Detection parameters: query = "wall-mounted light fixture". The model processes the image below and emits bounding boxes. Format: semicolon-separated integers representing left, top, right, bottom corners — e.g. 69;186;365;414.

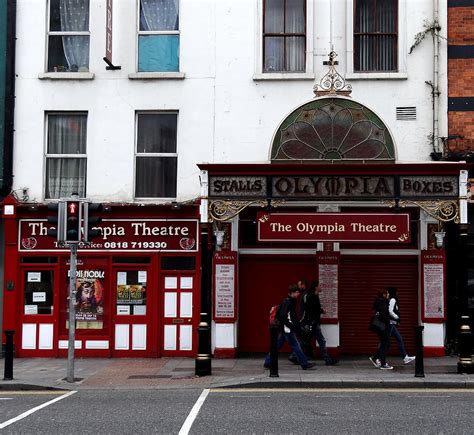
171;201;181;211
214;230;225;250
434;231;446;249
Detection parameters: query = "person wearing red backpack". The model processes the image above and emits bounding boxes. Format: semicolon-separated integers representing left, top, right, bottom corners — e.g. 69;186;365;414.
263;284;315;370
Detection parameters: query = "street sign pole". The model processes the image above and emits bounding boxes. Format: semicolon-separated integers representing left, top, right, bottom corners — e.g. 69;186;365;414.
67;242;78;383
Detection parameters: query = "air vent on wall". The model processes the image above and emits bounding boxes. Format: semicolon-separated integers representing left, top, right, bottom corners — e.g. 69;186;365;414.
396;107;416;120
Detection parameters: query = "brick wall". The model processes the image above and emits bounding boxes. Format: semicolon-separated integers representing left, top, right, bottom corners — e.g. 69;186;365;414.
448;6;474;152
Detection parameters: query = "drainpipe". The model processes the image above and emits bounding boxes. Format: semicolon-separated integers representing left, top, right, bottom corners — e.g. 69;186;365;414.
1;0;16;198
432;0;440;155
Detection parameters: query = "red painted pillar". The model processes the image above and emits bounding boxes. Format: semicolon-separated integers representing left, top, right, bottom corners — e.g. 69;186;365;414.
2;195;20;351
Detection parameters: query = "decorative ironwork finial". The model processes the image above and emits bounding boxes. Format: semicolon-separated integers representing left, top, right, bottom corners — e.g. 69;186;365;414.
313;51;352;97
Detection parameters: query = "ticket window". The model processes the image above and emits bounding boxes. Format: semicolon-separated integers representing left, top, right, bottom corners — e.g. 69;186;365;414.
21;269;56;355
113;268;149;354
116;270;148;316
24;271;54;315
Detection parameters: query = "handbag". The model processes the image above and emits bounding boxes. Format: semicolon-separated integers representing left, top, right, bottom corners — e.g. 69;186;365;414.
369;315;386;333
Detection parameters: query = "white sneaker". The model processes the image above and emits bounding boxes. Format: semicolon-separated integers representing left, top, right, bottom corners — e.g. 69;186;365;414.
379;363;393;370
403;355;416;364
369;357;381;368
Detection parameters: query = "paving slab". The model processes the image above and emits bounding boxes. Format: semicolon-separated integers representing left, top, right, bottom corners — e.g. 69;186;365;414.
0;355;472;391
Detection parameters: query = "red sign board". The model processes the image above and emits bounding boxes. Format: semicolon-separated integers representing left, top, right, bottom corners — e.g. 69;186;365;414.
19;219;199;252
421;250;446;322
257;212;410;243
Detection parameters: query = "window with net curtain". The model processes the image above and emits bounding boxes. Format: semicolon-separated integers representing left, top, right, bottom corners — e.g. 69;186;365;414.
263;0;306;73
45;114;87;199
48;0;90;72
354;0;398;72
135;113;178;198
138;0;179;72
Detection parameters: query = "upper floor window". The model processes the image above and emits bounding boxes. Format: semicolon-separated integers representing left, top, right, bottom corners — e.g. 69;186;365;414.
138;0;179;72
354;0;398;72
263;0;306;73
45;113;87;199
47;0;90;73
135;112;178;199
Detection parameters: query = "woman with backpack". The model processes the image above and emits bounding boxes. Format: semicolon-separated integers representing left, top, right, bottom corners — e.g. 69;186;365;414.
369;289;393;370
387;287;416;365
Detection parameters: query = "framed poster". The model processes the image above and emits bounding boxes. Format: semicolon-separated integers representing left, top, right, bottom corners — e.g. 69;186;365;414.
316;251;339;322
421;250;446;322
213;251;238;321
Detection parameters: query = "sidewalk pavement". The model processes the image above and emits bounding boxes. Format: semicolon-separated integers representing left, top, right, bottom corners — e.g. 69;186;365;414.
1;355;473;391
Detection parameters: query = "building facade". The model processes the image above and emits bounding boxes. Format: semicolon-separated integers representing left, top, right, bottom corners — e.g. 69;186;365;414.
2;0;469;358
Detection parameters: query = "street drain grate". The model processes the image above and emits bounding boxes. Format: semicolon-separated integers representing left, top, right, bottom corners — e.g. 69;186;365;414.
128;375;172;379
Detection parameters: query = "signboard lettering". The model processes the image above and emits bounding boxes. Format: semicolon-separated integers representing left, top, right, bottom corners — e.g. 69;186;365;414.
208;175;459;199
213;251;237;321
19;219;199;252
257;212;411;243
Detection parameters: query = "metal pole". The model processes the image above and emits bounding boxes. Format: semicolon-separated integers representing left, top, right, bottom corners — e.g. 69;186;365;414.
414;325;425;378
457;315;473;374
67;243;77;383
195;312;212;376
3;330;14;380
269;327;279;377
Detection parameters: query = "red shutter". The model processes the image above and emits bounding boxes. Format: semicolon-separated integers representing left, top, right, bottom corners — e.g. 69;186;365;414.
339;255;418;355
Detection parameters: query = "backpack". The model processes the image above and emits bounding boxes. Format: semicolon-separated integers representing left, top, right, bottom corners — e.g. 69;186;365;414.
269;304;283;328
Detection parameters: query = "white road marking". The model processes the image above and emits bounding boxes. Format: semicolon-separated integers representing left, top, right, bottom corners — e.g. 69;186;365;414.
0;398;13;400
179;389;210;435
0;390;77;429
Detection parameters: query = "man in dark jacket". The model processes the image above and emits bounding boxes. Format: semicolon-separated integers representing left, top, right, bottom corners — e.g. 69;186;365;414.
300;280;337;365
264;285;315;370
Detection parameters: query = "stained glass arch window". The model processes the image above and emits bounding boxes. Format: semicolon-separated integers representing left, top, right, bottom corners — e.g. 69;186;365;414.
270;97;396;162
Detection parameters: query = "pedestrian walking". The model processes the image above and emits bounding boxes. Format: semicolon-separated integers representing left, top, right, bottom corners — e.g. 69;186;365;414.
299;280;337;365
387;287;416;364
264;284;315;370
369;289;393;370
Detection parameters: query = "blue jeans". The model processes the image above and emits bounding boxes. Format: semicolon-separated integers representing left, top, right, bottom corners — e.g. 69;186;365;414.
389;324;407;357
265;331;309;368
311;324;329;359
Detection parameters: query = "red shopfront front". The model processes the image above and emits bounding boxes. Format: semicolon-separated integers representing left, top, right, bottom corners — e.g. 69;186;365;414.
2;196;201;358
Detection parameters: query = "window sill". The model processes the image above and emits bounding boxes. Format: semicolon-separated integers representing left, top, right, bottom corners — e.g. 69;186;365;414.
345;72;408;80
128;72;185;80
253;72;315;81
38;72;94;80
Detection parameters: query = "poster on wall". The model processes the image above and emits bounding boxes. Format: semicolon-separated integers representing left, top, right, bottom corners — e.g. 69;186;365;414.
213;251;238;321
66;269;105;329
317;251;339;321
421;250;446;322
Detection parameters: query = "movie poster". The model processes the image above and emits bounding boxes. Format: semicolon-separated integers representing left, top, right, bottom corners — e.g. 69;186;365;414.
66;269;105;329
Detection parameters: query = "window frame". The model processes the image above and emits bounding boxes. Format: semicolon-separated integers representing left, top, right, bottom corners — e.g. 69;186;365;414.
346;0;407;80
44;112;88;200
134;111;178;200
45;0;91;74
254;0;314;80
135;0;181;74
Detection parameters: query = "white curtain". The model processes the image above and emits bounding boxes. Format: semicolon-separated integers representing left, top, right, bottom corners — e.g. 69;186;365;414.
46;115;87;199
60;0;90;71
140;0;179;31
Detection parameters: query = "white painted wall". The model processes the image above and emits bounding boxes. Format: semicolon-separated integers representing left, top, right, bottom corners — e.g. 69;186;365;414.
13;0;446;203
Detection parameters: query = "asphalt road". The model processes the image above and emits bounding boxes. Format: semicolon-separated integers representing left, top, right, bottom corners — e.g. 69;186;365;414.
1;388;473;434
